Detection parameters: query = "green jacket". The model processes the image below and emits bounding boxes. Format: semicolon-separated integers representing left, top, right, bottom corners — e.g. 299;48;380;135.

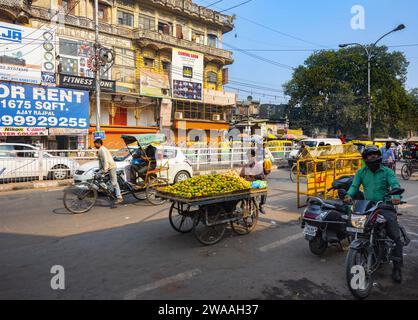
347;166;401;202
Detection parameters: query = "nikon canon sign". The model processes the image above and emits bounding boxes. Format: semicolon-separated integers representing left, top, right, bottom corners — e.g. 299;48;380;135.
59;74;116;92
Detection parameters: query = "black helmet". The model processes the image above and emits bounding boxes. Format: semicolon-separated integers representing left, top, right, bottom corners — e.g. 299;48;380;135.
362;145;382;172
362;145;381;159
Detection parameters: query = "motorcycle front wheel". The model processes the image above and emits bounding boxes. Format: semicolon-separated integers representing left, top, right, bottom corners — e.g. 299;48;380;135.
63;183;98;214
345;248;374;300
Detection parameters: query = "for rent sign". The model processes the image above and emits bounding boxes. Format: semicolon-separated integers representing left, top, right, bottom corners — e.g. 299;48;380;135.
0;83;89;129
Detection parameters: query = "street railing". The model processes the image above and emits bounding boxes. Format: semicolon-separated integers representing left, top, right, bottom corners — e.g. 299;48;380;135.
0;146;292;185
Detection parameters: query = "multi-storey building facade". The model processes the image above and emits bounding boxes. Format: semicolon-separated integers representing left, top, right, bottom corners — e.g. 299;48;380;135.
0;0;235;148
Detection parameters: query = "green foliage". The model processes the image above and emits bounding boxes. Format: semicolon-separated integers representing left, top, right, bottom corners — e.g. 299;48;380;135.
283;46;416;138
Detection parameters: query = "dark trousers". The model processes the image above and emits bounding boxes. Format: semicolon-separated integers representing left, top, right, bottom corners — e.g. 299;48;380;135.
381;209;404;267
130;165;147;184
260;195;266;206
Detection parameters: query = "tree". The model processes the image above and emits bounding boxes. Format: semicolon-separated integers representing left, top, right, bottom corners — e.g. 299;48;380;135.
283;46;413;138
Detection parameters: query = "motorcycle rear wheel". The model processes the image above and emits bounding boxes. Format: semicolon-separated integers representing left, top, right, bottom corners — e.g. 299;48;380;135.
309;236;328;256
345;248;373;300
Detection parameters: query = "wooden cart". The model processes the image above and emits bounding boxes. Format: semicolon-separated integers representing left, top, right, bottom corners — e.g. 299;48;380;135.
156;189;267;245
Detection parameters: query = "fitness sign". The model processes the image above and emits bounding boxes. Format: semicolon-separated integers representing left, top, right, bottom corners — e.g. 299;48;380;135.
0;83;89;129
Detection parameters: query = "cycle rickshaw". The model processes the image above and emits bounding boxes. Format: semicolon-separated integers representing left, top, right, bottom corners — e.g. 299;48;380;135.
121;134;170;205
401;136;418;180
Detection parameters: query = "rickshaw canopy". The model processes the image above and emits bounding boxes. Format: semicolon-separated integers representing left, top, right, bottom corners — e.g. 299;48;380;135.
121;134;167;148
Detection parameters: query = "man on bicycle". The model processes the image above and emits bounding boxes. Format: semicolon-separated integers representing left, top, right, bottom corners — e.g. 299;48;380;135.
94;139;123;204
344;146;404;283
381;141;396;171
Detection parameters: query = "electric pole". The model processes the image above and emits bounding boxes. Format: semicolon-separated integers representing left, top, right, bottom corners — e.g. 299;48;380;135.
94;0;101;133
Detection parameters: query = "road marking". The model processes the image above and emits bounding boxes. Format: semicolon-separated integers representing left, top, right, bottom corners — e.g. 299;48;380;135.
258;233;303;252
123;269;202;300
407;232;418;237
405;194;418;202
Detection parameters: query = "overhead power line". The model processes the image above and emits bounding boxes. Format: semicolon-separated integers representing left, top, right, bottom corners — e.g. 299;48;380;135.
219;0;254;13
205;0;224;8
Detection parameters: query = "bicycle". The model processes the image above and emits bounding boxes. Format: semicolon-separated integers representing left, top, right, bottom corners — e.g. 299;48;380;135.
63;171;145;214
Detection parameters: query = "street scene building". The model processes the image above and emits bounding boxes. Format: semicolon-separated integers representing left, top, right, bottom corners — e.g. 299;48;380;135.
1;0;418;305
0;0;236;148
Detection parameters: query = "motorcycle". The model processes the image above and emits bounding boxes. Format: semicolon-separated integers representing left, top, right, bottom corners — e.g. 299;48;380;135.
301;176;364;256
345;188;411;299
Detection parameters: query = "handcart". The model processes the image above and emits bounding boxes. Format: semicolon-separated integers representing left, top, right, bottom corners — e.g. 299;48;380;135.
156;189;267;245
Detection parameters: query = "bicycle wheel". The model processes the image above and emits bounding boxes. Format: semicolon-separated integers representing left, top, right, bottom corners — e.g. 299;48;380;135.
63;183;97;214
169;202;195;233
231;199;259;235
193;206;227;245
146;178;168;205
290;165;297;183
401;164;411;180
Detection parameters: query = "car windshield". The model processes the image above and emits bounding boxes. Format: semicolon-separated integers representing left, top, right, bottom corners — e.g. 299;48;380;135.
302;141;317;148
113;147;137;161
0;145;14;158
156;148;177;160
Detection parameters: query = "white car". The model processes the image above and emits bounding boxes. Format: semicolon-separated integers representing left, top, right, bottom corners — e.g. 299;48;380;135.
287;138;343;166
73;145;193;184
0;143;79;181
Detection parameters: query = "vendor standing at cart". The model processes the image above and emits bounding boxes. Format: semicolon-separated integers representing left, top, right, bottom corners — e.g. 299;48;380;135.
240;149;268;214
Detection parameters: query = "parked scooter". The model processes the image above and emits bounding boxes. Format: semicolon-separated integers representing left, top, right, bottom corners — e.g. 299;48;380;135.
301;176;364;256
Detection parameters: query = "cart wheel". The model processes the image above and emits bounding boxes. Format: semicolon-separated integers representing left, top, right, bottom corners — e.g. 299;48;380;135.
231;199;259;235
146;178;168;205
401;164;411;180
193;206;227;246
169;202;194;233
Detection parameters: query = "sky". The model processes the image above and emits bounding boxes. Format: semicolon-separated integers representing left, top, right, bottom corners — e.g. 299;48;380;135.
194;0;418;104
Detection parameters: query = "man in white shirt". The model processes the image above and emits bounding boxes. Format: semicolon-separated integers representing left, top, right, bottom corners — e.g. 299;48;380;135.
94;139;123;204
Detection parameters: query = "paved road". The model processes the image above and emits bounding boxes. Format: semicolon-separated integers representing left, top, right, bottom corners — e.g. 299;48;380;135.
0;170;417;300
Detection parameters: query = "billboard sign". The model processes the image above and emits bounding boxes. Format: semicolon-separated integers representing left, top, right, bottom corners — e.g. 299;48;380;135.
59;74;116;92
0;22;56;86
139;69;170;98
0;127;48;136
0;83;89;129
172;48;203;101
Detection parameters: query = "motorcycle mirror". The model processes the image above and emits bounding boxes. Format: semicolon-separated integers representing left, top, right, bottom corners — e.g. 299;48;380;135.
388;188;405;196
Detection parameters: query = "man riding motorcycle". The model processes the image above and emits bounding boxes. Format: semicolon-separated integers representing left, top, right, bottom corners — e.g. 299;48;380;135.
344;145;404;283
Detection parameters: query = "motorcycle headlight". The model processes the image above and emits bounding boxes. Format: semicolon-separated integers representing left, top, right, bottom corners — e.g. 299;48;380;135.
351;214;367;228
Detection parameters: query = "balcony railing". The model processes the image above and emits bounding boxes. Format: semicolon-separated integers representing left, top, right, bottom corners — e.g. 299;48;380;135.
146;0;234;31
0;0;31;22
134;28;233;61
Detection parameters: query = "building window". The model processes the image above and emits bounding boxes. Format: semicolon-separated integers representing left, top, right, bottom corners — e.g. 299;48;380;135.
60;0;75;15
139;14;155;31
158;21;172;35
175;101;223;121
144;57;154;68
162;61;171;72
207;71;218;84
192;30;205;44
207;34;218;48
118;11;134;27
98;5;109;22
